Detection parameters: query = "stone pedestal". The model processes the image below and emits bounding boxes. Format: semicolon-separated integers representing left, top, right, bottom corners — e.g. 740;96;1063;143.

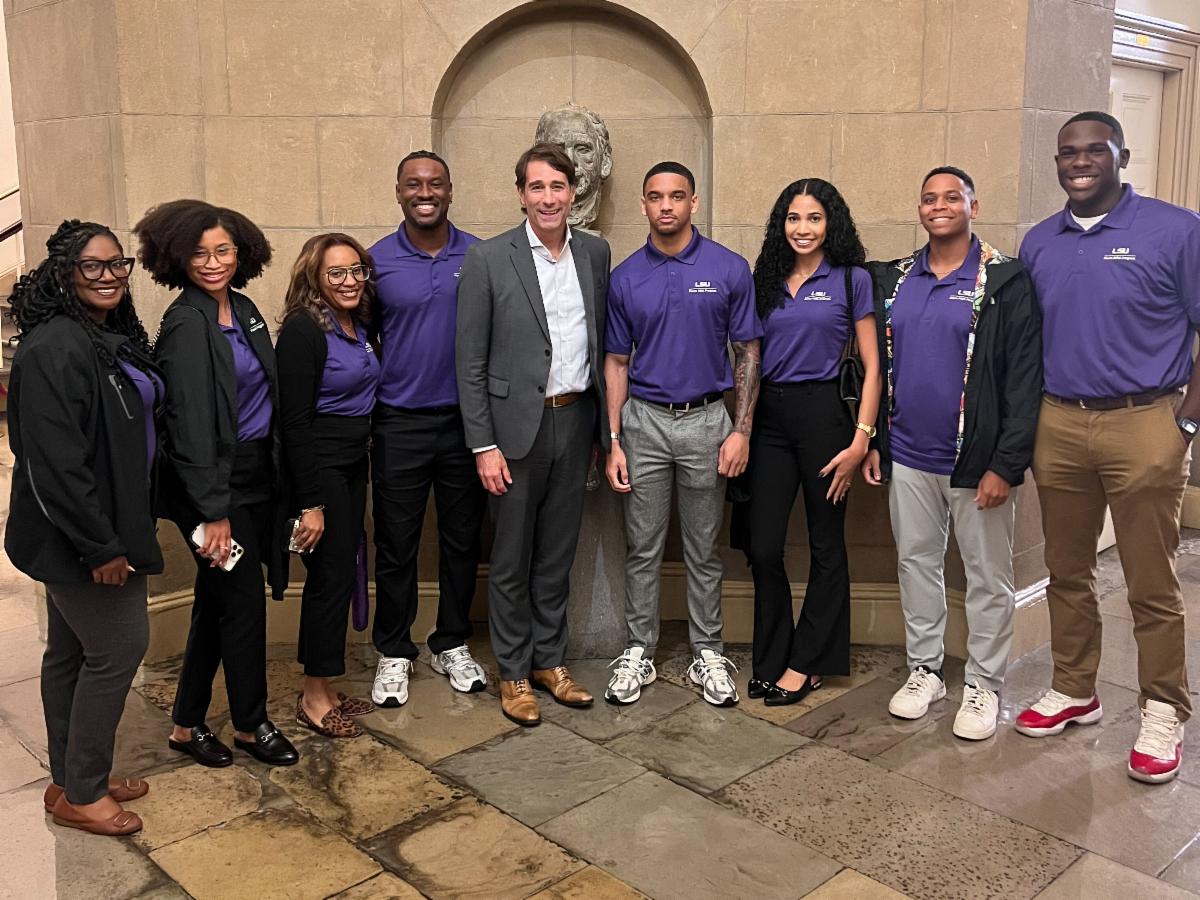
566;483;627;658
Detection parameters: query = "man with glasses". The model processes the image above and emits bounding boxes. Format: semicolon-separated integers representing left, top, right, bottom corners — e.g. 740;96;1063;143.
367;151;487;707
1017;112;1200;783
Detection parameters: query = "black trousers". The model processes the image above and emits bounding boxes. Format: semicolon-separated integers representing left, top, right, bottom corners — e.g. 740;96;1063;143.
371;404;485;659
42;576;149;804
488;396;593;680
173;440;273;733
747;381;853;680
297;416;370;677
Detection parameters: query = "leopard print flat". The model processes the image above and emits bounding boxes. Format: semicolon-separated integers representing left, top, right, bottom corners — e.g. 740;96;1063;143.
295;694;362;738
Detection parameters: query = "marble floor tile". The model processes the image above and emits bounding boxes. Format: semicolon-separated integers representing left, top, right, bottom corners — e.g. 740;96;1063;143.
1162;838;1200;894
343;661;517;764
716;744;1081;900
112;689;186;778
0;675;47;765
535;657;697;741
149;807;380;900
0;781;175;900
0;624;44;687
803;869;912;899
540;771;840;899
530;866;650;899
1034;852;1199;899
434;723;644;826
606;700;805;792
0;719;46;792
329;872;424;899
136;657;313;729
366;797;584;899
125;764;263;851
270;733;462;839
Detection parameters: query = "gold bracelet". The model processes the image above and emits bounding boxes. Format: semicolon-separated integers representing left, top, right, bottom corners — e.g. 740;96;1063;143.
855;422;877;438
301;505;325;515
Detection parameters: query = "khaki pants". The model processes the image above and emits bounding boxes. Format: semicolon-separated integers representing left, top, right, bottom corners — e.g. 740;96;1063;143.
1034;394;1191;720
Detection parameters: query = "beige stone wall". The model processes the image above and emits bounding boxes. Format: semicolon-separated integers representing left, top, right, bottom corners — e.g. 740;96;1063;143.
6;0;1118;598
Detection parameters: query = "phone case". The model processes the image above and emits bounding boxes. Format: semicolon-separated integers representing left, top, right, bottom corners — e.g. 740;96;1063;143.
189;524;244;572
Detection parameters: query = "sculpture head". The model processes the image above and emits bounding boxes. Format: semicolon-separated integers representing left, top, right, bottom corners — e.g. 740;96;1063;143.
534;103;612;231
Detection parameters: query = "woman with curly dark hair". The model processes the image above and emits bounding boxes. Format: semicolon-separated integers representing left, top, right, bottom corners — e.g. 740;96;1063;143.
276;233;379;737
5;220;163;835
745;178;882;706
135;199;298;768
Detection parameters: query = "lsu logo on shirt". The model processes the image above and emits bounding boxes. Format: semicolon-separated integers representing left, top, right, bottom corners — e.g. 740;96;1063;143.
1103;246;1136;261
801;290;833;302
689;280;718;294
949;288;976;303
248;315;266;333
453;267;463;279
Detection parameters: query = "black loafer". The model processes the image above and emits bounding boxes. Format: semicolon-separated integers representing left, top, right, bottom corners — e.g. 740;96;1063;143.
747;678;772;700
168;725;233;768
763;676;823;707
234;721;299;766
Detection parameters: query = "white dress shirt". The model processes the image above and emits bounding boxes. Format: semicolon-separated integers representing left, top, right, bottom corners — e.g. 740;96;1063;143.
526;221;590;396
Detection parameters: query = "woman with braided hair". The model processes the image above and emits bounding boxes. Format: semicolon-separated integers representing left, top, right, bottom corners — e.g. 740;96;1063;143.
6;220;164;836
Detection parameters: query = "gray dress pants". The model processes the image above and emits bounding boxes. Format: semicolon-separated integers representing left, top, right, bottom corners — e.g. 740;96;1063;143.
622;397;730;658
42;576;149;804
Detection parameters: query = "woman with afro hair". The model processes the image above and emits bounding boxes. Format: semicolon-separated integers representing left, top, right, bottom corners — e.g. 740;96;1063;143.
136;199;298;768
744;179;881;706
6;220;164;835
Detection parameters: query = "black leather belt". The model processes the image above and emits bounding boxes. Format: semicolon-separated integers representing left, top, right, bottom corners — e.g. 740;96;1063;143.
639;391;725;413
1045;389;1178;411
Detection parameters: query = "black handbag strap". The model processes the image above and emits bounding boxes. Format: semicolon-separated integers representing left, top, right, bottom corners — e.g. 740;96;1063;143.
842;265;858;359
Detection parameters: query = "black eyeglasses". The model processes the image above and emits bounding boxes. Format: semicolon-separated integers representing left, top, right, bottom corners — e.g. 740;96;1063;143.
325;265;371;285
76;257;135;280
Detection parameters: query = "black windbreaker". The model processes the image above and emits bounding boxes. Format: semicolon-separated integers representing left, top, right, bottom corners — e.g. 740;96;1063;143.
866;249;1043;489
6;316;165;582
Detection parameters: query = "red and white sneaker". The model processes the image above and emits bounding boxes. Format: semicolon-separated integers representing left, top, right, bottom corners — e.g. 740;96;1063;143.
1128;699;1184;784
1014;690;1102;737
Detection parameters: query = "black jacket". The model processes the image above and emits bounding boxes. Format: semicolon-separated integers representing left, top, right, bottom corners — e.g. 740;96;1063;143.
867;248;1043;489
154;285;288;597
6;316;165;582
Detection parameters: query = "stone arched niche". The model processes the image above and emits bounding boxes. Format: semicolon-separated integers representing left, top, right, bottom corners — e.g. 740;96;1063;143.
432;3;713;265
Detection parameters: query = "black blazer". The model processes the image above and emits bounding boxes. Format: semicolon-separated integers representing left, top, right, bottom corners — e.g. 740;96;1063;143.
6;317;165;582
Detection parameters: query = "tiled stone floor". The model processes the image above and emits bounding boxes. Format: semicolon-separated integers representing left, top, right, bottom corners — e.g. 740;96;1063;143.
2;427;1200;898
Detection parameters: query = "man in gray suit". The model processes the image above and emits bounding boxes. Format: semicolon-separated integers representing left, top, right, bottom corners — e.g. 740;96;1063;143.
456;142;611;726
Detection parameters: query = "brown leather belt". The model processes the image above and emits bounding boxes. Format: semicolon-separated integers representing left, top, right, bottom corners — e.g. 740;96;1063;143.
1045;389;1178;411
544;392;581;408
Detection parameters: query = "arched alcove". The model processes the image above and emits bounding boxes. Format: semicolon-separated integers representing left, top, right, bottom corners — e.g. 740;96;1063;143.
431;2;713;264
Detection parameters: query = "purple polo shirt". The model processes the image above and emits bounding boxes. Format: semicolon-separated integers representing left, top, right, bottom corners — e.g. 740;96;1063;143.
220;318;272;442
890;238;981;476
1020;186;1200;398
607;229;761;404
370;222;479;409
318;314;381;416
118;360;163;473
761;261;874;383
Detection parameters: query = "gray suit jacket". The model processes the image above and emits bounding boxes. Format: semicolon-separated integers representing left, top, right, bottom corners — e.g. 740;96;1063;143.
456;223;610;460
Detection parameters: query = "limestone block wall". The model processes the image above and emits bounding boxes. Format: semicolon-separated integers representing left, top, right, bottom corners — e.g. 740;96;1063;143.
5;0;1117;611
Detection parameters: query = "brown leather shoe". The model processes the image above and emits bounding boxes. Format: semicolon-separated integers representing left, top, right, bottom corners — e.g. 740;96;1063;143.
43;777;149;813
51;794;142;836
531;666;594;707
500;679;541;726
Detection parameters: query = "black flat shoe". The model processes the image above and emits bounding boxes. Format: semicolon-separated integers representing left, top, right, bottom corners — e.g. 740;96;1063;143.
234;721;299;766
748;678;771;700
168;725;233;768
763;676;822;707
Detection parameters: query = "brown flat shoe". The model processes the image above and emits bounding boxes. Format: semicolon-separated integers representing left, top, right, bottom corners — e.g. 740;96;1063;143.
336;693;374;716
50;794;142;836
43;777;150;813
531;666;593;707
500;679;541;726
296;694;362;738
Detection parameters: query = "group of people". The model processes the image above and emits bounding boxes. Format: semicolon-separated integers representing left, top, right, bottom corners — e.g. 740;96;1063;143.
5;108;1197;839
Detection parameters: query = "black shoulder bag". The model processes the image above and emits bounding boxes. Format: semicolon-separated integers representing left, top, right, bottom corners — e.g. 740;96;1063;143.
837;265;865;422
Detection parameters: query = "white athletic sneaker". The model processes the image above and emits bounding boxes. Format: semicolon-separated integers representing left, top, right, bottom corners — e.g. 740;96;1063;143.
372;656;413;708
888;667;946;719
1129;699;1185;784
688;649;739;707
953;683;999;740
431;645;487;693
605;647;656;705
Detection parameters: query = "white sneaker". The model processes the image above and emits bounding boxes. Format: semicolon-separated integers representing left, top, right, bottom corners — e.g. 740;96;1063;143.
888;667;946;719
605;647;656;705
431;645;487;693
1129;699;1185;784
688;649;739;707
953;683;999;740
372;656;413;708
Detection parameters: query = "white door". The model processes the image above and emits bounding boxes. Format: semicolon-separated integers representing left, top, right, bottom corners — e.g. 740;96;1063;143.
1110;63;1165;198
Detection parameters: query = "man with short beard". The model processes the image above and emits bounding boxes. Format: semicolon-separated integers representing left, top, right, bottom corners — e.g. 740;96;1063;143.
1017;112;1200;784
367;151;487;708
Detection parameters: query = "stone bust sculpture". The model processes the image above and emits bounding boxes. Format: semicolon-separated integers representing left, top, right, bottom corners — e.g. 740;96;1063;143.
535;103;612;233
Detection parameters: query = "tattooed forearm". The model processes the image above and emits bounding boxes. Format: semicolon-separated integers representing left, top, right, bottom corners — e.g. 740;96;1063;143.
731;339;761;436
